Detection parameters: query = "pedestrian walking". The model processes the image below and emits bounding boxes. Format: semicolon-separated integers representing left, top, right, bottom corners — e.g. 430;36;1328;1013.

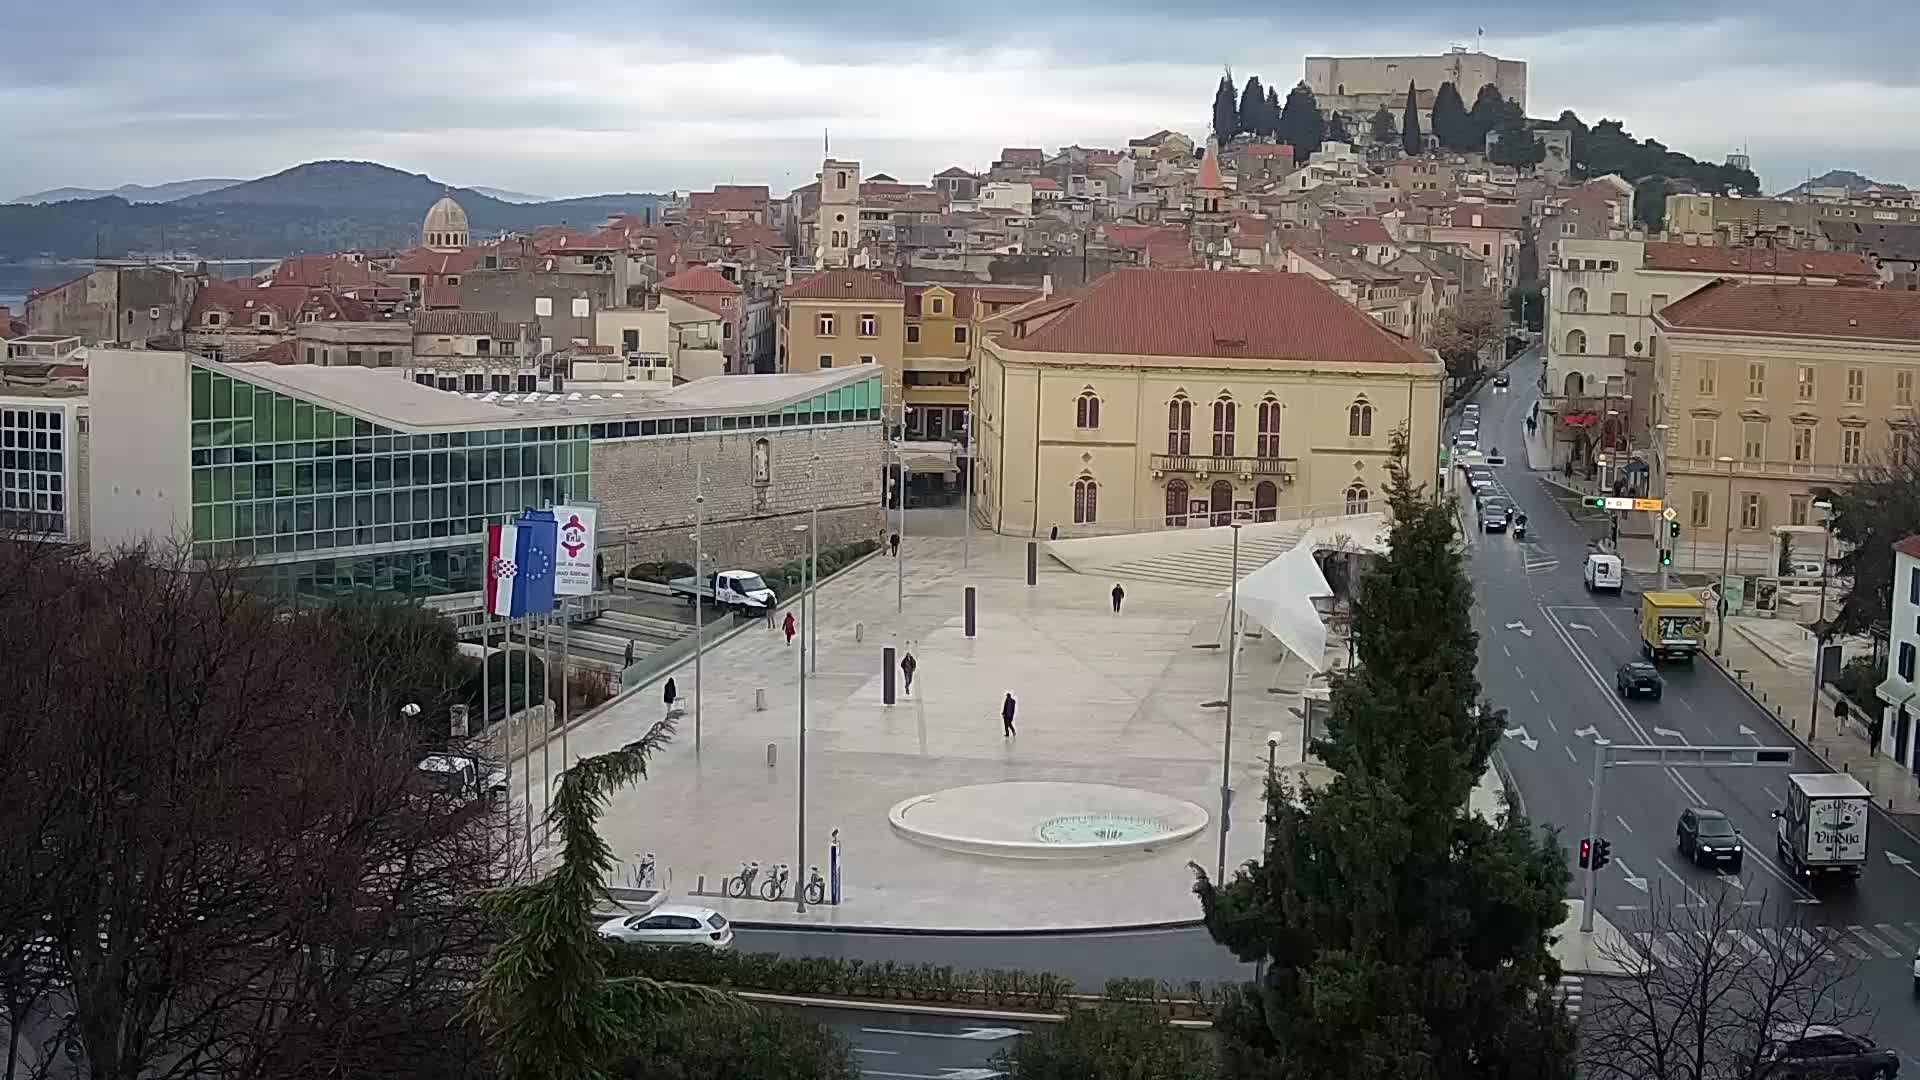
663;677;678;710
783;611;797;646
1049;524;1058;541
1001;693;1017;737
764;604;776;630
622;639;635;668
889;532;900;557
900;651;917;696
1111;583;1125;613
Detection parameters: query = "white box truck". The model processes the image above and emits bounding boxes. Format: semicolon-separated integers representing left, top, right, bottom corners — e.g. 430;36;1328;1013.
1772;773;1870;882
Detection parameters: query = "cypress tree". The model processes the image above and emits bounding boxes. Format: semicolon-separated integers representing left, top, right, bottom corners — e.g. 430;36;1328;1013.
1194;434;1576;1080
1265;86;1282;138
1368;105;1397;146
1401;81;1423;156
1277;82;1325;159
1431;81;1471;151
1238;75;1268;141
1213;73;1240;147
1326;111;1352;145
1469;84;1515;149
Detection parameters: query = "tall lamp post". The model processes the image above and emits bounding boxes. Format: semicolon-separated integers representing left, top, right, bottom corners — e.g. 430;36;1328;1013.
1653;423;1671;589
1215;520;1244;884
793;510;813;912
692;467;706;753
1715;455;1735;655
1809;499;1834;736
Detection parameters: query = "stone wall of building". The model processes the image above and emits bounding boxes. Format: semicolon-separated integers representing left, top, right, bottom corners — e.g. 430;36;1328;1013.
591;423;885;569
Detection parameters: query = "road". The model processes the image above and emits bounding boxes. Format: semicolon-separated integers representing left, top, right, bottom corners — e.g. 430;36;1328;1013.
1461;350;1920;1068
733;925;1250;989
805;1006;1036;1079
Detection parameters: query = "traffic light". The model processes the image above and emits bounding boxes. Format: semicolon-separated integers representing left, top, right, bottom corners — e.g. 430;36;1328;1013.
1660;547;1673;567
1578;838;1592;868
1669;520;1682;538
1594;839;1613;871
1583;496;1608;509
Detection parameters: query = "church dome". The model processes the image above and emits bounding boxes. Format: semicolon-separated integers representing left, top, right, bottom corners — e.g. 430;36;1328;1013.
422;196;470;249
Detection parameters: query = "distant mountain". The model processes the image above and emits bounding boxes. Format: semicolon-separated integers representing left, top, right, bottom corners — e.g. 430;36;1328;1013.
1776;169;1909;198
0;161;662;261
470;186;549;204
10;179;242;205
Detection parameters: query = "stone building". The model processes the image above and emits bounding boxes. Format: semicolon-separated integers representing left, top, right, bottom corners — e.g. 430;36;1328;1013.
1305;49;1528;110
26;263;199;346
423;196;471;250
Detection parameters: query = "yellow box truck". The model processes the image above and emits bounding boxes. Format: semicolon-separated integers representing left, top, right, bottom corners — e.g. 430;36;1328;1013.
1640;591;1707;663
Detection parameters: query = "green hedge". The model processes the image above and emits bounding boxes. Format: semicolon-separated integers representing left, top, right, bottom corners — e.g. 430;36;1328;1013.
623;540;881;596
605;941;1228;1019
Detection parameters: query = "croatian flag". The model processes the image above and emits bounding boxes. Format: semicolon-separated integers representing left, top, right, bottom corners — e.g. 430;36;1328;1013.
485;509;559;617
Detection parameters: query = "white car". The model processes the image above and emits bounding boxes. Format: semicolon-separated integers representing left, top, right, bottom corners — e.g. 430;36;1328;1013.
597;905;734;948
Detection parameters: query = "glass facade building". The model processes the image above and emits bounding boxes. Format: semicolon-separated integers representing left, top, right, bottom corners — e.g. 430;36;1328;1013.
0;402;74;539
188;363;589;601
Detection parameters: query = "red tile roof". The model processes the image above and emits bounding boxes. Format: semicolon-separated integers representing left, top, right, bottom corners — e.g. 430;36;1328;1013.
658;264;741;296
1009;269;1431;363
783;269;905;302
1100;224;1188;251
1031;177;1060;191
386;247;485;276
1641;243;1876;282
1197;147;1224;190
688;185;770;213
998;148;1044;164
936;166;975;179
1894;535;1920;561
423;284;462;309
415;310;502;337
1325;217;1394;247
269;254;387;289
1243;143;1296;160
249;340;301;365
1656;280;1920;342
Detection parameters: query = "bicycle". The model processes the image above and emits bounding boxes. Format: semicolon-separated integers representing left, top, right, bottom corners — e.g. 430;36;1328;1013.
759;862;790;902
803;865;826;905
729;860;760;899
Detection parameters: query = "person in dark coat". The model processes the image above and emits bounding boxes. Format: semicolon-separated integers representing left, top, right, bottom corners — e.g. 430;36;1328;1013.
1049;524;1059;541
1111;583;1125;613
783;611;797;645
663;677;678;707
901;651;917;695
889;532;900;556
623;639;636;668
1002;693;1017;737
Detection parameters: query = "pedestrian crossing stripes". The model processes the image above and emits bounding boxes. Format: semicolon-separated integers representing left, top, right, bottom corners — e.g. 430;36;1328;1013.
1628;922;1920;967
1559;974;1583;1020
1525;556;1560;576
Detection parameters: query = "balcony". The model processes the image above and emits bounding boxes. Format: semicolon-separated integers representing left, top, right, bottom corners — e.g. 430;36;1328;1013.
1664;456;1863;484
1151;454;1296;481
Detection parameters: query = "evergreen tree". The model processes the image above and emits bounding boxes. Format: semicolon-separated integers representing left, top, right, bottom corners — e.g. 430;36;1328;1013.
1470;84;1525;152
1489;117;1547;171
1213;73;1240;147
1238;75;1268;141
1326;111;1352;145
1368;105;1397;146
1265;86;1282;138
1430;81;1471;151
1194;435;1576;1080
1276;82;1325;159
1400;81;1423;156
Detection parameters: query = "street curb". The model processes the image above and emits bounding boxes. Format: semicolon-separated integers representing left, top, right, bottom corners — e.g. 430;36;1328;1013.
735;990;1215;1029
727;917;1209;937
1699;648;1920;850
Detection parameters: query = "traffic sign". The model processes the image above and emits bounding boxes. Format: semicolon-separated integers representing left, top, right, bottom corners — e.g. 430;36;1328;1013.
1663;506;1678;522
1583;497;1666;512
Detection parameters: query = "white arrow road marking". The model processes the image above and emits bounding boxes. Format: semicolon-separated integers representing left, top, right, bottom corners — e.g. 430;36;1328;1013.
1653;727;1687;740
1574;725;1599;739
1887;851;1920;879
1616;860;1649;892
1505;621;1535;638
1504;726;1538;750
1568;621;1595;634
1738;724;1758;738
856;1049;902;1056
863;1028;1028;1042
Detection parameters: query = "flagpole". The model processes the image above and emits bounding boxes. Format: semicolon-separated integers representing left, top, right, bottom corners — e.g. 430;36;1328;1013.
541;609;553;848
693;465;705;753
560;596;570;789
521;612;534;866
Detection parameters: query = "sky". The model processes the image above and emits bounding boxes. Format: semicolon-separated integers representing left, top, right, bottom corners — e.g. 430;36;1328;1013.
3;1;1918;201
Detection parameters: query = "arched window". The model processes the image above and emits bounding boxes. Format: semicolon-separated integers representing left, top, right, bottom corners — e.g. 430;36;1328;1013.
1348;398;1374;437
1257;397;1282;458
1075;389;1101;430
1167;395;1192;455
1346;483;1371;515
1209;480;1235;526
1212;395;1236;456
1165;479;1190;526
1566;287;1589;313
1073;476;1099;525
1254;481;1278;522
1566;329;1587;354
1564;371;1585;397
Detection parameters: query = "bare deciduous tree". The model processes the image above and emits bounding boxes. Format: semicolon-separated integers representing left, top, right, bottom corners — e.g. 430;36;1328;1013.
1582;889;1876;1080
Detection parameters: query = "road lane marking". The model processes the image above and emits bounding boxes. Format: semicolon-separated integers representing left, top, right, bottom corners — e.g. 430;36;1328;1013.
1820;928;1873;961
1847;925;1902;958
1529;689;1541;703
1515;665;1525;678
854;1048;902;1056
1616;815;1634;833
1655;858;1709;905
1544;713;1559;733
1503;644;1512;657
1728;929;1767;959
1877;923;1917;950
1565;746;1578;763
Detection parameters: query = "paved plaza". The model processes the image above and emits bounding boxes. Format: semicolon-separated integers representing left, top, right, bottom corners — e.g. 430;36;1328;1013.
529;515;1331;930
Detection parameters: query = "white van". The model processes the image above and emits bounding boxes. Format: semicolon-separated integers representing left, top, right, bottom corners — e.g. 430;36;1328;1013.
1583;553;1624;594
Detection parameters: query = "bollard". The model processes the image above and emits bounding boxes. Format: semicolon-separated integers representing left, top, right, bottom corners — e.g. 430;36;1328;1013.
696;874;706;894
829;827;842;905
755;687;767;711
767;743;777;768
855;621;865;642
1026;541;1037;586
965;586;977;638
883;646;896;705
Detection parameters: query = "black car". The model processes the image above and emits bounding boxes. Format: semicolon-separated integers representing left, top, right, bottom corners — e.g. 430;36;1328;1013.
1493;372;1511;387
1616;661;1663;700
1755;1026;1899;1079
1480;498;1512;532
1677;806;1743;870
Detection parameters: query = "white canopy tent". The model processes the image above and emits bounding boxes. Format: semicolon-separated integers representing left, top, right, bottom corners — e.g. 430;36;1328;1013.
1223;536;1337;673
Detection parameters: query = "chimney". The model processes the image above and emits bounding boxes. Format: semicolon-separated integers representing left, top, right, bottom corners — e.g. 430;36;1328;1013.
1041;273;1054;299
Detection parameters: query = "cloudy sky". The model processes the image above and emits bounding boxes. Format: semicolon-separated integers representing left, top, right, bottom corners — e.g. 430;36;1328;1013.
4;1;1917;200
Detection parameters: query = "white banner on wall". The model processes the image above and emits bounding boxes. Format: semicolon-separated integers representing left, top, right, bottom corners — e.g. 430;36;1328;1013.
554;505;598;595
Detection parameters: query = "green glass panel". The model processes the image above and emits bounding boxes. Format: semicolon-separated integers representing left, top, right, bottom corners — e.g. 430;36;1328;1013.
232;465;253;499
211;467;233;502
274;397;295;441
191;368;212;420
253;387;275;439
232;417;253;446
275;462;295;497
211;374;232;419
192;468;212;504
212;504;234;540
294;401;314;440
191;505;211;540
230;383;251;427
191;422;211;449
234;503;253;538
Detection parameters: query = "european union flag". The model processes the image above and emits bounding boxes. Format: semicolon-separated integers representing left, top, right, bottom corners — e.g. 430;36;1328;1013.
514;508;558;616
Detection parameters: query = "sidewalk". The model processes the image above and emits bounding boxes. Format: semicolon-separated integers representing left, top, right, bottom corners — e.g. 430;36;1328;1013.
1474;762;1632;977
1709;615;1920;828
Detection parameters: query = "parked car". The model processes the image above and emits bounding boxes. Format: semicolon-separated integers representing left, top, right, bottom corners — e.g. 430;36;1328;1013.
1480;497;1513;533
1467;466;1496;493
1677;806;1743;871
597;906;734;948
1753;1025;1899;1079
1493;372;1511;388
1616;660;1664;701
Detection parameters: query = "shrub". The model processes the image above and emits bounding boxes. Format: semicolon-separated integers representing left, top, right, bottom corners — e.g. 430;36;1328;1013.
552;665;617;722
1831;654;1882;709
615;1002;859;1080
605;943;1080;1013
989;999;1223;1080
624;560;694;584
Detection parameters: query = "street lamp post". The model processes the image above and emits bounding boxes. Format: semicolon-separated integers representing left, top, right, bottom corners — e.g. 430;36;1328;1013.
793;512;813;913
693;466;706;753
962;415;972;571
1654;423;1671;590
1716;455;1735;655
895;408;910;614
1216;520;1244;884
1810;499;1834;736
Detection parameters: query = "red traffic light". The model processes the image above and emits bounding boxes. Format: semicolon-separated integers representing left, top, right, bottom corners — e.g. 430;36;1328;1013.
1578;838;1591;868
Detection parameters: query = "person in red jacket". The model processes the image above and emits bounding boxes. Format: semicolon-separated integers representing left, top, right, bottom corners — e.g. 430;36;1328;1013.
783;610;797;646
